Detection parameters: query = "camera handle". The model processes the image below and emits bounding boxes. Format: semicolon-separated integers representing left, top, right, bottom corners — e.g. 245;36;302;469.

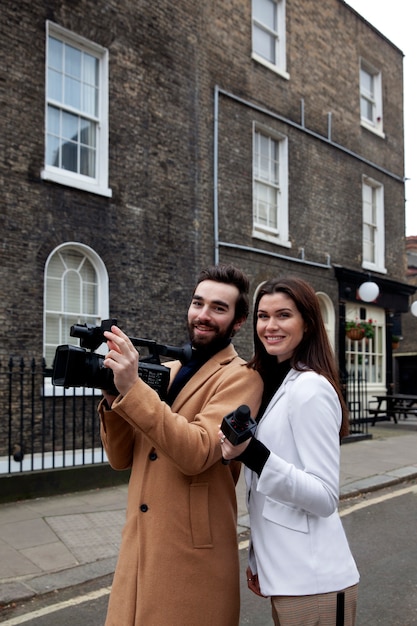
71;319;192;365
130;338;192;365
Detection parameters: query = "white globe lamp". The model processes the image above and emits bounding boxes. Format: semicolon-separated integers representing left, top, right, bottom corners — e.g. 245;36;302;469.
358;281;379;303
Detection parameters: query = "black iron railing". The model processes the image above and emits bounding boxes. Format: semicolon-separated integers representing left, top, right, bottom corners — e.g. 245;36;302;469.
1;357;374;474
343;370;370;438
0;357;105;475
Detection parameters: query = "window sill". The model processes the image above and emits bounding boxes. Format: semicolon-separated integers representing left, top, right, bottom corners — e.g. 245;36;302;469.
252;229;291;248
362;261;387;275
251;53;290;81
41;169;112;198
360;120;385;140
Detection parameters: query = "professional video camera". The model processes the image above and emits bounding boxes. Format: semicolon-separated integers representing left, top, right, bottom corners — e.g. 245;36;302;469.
52;319;192;399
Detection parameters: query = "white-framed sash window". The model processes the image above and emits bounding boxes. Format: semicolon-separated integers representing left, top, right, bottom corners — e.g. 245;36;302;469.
41;22;111;197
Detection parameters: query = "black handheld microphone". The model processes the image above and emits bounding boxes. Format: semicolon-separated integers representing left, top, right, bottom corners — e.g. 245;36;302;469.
220;405;257;464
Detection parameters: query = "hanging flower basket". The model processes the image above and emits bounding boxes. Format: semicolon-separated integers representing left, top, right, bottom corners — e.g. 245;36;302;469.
345;319;375;341
392;335;400;350
346;328;365;341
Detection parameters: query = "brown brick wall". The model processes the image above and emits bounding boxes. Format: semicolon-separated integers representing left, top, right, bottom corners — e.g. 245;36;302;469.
0;0;406;366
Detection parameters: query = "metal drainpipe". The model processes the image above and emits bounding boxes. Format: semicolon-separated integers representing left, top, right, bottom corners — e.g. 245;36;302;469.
213;85;220;265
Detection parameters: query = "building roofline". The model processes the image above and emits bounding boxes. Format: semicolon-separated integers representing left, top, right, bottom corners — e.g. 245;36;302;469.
338;1;404;57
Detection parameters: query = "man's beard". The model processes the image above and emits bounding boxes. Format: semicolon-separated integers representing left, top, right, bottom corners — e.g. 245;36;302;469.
187;319;235;353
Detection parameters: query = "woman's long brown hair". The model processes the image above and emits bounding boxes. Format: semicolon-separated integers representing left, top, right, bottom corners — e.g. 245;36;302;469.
248;277;350;439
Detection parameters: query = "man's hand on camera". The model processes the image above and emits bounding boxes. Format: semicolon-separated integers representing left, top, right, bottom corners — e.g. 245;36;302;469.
103;325;140;397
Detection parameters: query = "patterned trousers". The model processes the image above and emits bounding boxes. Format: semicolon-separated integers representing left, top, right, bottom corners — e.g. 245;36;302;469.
270;584;358;626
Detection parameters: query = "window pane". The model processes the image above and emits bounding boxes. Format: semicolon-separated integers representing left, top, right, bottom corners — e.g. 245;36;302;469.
258;134;270;179
83;54;99;116
253;25;276;63
363;241;375;263
80;146;96;177
82;84;97;116
62;111;79;141
48;254;66;277
360;68;373;95
83;53;98;86
83;283;97;314
254;182;277;229
255;185;269;224
61;113;79;172
45;314;59;343
80;119;96;147
65;44;82;79
62;315;81;344
48;68;63;102
64;75;81;109
46;134;60;167
361;97;373;121
45;345;57;369
363;185;376;224
63;250;84;270
61;140;78;172
64;271;81;313
47;105;60;135
46;278;62;310
80;258;95;281
49;37;63;71
253;0;276;27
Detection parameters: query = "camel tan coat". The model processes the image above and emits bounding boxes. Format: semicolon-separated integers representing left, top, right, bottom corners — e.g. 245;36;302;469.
99;344;263;626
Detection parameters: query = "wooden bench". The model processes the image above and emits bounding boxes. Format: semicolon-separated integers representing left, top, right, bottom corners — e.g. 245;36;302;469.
368;396;417;425
368;408;390;425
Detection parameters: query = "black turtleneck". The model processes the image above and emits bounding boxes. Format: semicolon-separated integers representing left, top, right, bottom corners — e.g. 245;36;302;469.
237;359;291;475
165;338;231;406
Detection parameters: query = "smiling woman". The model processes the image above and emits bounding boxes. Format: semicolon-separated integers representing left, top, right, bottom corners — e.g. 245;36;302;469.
220;276;359;625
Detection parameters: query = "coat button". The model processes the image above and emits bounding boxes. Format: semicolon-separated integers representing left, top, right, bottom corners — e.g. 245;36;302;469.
140;504;148;512
149;451;157;461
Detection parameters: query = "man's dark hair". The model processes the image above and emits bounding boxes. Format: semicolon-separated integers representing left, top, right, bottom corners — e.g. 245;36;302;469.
195;264;250;322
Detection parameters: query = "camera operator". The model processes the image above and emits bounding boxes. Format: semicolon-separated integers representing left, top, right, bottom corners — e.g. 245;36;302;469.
98;264;263;626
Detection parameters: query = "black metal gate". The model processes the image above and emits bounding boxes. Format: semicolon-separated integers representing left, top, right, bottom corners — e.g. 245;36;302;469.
343;370;370;438
0;357;105;474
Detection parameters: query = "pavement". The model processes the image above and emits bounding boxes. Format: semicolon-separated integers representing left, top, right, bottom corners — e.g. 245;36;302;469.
0;420;417;610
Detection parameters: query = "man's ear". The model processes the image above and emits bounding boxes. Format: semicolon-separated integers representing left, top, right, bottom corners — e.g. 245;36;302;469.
232;317;245;334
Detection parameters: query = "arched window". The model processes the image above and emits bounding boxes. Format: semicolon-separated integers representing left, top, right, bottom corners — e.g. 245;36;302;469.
44;243;109;367
317;292;335;352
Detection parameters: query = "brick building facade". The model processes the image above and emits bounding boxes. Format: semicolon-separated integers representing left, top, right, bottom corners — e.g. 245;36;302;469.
1;0;414;408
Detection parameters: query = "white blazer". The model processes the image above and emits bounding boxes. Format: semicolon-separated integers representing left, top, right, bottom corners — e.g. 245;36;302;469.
245;367;359;597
